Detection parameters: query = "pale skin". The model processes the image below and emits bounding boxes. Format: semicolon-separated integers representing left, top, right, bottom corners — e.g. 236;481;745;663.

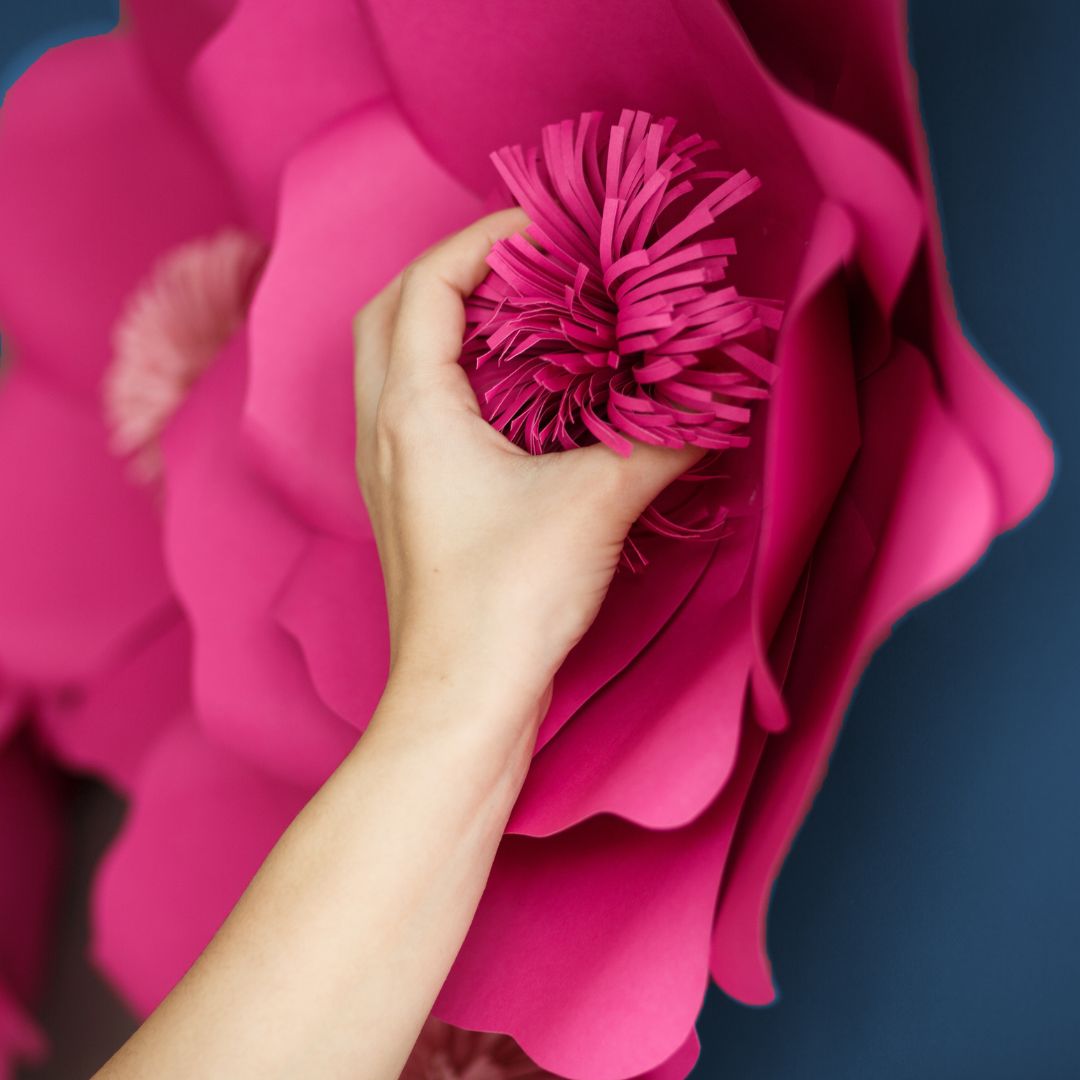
96;209;702;1080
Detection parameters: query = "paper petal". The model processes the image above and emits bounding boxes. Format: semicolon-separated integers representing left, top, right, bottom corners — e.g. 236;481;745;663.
0;368;171;683
0;32;232;399
125;0;235;110
510;521;756;834
162;339;355;787
92;720;307;1015
38;615;190;793
438;729;762;1080
188;0;386;232
245;101;482;538
272;533;388;734
748;201;860;732
711;341;998;1003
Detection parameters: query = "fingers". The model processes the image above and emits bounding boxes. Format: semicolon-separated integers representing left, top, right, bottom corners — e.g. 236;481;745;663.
354;208;528;466
389;208;530;379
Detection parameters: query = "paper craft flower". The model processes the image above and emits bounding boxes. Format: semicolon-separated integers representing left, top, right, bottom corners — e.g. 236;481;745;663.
464;111;780;555
464;112;777;459
105;228;267;483
0;0;246;790
0;3;1053;1080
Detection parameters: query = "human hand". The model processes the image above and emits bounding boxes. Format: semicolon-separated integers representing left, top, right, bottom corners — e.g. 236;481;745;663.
353;210;702;727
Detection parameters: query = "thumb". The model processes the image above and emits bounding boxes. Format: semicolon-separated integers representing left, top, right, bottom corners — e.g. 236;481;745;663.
572;439;707;522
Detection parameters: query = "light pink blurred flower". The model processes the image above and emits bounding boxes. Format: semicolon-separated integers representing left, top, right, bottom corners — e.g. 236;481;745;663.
0;2;242;788
0;2;1054;1079
105;228;266;482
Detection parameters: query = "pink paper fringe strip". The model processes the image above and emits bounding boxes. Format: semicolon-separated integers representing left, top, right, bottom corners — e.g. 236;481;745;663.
462;110;781;562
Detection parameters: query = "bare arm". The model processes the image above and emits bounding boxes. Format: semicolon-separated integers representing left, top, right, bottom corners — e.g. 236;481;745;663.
96;209;699;1080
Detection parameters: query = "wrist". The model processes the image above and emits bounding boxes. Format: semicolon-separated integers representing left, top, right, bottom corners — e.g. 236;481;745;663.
388;610;558;718
374;656;545;783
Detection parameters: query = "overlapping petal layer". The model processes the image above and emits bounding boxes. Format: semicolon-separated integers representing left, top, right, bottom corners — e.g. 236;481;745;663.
0;26;234;704
0;369;171;684
0;32;234;399
188;0;388;232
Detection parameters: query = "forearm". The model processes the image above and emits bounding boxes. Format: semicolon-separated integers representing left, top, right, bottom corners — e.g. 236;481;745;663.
97;672;538;1080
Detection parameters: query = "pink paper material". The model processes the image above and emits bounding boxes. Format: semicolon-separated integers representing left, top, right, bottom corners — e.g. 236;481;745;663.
461;110;780;561
463;112;775;461
0;2;1053;1078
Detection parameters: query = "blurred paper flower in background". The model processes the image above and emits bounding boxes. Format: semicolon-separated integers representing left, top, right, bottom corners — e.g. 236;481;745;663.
0;2;1052;1079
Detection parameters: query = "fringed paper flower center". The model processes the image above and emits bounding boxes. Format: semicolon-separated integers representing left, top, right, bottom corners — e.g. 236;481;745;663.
462;110;781;563
104;228;266;482
403;1019;551;1080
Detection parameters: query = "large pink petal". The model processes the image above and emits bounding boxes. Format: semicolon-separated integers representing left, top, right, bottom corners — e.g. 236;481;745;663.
536;480;759;754
365;0;816;308
92;720;307;1015
37;614;191;793
725;0;916;170
711;341;999;1003
927;295;1053;529
637;1031;699;1080
726;0;1051;525
510;520;756;834
437;727;764;1080
865;1;1053;526
747;201;861;732
125;0;236;111
188;0;386;233
0;368;171;683
666;0;922;317
272;533;388;733
245;101;482;539
162;339;355;787
0;33;234;399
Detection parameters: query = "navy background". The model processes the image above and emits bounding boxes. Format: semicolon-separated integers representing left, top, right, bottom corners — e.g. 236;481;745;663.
2;2;1077;1078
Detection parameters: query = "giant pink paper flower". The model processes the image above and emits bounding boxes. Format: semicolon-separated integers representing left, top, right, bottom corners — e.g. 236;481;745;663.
0;3;1053;1080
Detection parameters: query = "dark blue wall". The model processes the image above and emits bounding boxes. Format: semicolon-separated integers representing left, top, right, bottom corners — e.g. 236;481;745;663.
1;3;1076;1077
